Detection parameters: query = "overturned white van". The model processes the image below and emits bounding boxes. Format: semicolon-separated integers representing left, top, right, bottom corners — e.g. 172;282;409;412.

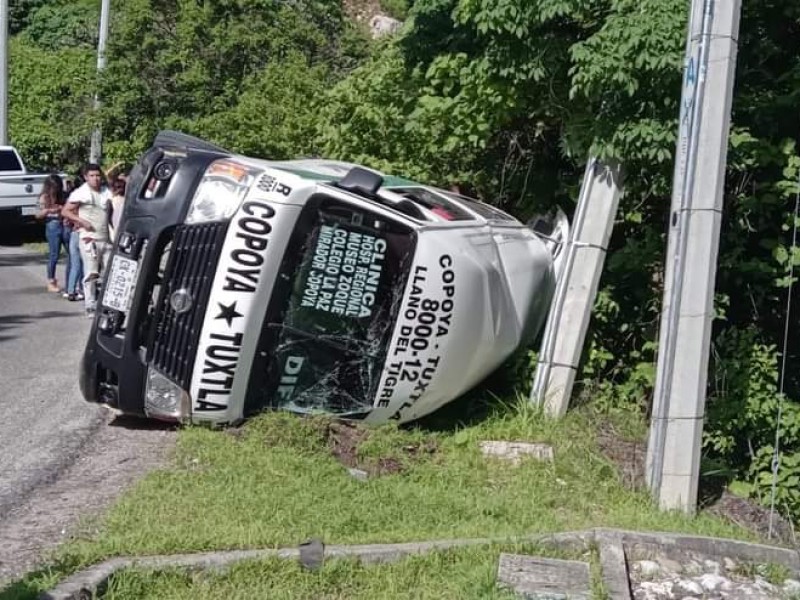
80;132;567;425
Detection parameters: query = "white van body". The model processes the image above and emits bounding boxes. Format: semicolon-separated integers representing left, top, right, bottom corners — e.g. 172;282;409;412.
80;133;568;426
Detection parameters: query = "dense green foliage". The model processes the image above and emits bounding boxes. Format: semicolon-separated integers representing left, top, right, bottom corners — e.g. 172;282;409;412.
7;0;800;519
379;0;411;20
9;0;370;170
96;0;369;164
316;0;800;520
9;38;94;167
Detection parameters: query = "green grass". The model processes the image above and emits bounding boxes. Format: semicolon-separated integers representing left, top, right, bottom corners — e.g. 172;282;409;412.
1;397;758;599
102;543;576;600
732;561;792;585
588;543;610;600
71;404;748;559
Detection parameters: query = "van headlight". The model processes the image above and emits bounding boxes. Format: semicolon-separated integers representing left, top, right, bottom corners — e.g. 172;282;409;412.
145;368;190;420
184;159;260;224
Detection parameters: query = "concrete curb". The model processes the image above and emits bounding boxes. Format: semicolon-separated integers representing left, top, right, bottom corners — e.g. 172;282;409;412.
39;528;799;600
40;532;591;599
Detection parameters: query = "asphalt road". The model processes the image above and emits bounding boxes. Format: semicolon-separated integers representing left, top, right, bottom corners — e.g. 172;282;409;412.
0;242;100;514
0;233;175;583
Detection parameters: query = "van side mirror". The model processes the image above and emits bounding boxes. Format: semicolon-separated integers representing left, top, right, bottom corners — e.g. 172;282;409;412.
335;167;383;198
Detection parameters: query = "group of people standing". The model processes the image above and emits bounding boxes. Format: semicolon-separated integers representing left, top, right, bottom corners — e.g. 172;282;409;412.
37;162;126;316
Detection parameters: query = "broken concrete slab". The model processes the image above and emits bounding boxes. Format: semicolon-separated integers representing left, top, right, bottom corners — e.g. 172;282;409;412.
596;532;632;600
347;467;369;481
479;441;554;465
619;533;800;572
496;553;591;599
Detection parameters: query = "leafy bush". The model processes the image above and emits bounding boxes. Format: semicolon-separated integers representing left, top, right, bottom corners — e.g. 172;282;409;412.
97;0;370;164
8;37;94;170
380;0;409;20
705;327;800;519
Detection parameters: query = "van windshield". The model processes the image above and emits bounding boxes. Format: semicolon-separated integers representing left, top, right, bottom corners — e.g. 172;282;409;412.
245;194;415;416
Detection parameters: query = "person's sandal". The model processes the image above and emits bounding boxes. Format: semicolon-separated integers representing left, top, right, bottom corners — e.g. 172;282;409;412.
46;282;60;293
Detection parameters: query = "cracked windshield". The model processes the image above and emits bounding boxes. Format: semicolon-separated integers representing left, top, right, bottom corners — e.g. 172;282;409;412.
260;198;415;416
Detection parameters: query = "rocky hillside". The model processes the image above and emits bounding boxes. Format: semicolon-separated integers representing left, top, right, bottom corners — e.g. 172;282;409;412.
343;0;404;37
343;0;385;22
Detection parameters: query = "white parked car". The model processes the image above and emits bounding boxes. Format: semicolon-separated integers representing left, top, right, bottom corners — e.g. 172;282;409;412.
0;146;58;223
80;132;568;425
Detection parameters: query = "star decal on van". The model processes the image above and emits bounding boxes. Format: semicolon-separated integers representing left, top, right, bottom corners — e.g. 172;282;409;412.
215;301;243;327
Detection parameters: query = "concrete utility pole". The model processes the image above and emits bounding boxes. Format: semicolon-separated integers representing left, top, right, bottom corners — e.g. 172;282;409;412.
646;0;741;512
531;159;623;416
0;0;8;145
89;0;111;164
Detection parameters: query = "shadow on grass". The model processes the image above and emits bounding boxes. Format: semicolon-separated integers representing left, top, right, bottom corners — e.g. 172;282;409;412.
697;456;737;510
0;555;82;600
0;579;42;600
411;349;531;433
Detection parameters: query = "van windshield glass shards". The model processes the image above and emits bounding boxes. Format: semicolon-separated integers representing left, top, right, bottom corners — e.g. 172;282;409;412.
246;195;416;416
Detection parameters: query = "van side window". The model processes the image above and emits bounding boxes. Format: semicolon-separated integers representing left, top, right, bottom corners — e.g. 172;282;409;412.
389;187;475;221
441;191;516;221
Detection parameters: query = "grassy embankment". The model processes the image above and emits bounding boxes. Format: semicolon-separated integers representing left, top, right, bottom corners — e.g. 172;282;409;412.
2;385;757;599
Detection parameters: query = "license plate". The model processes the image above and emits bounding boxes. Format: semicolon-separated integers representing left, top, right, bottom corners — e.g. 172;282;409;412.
103;255;139;312
20;206;36;216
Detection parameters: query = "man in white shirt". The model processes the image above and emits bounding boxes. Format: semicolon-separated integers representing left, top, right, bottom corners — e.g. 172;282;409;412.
62;163;113;315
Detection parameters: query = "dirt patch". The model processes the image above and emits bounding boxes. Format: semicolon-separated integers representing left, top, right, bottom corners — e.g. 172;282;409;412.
224;424;246;441
325;421;372;468
324;421;437;477
706;490;797;546
595;419;797;547
596;420;647;491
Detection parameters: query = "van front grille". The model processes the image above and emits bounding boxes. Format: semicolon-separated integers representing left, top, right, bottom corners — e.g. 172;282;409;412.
150;222;227;387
